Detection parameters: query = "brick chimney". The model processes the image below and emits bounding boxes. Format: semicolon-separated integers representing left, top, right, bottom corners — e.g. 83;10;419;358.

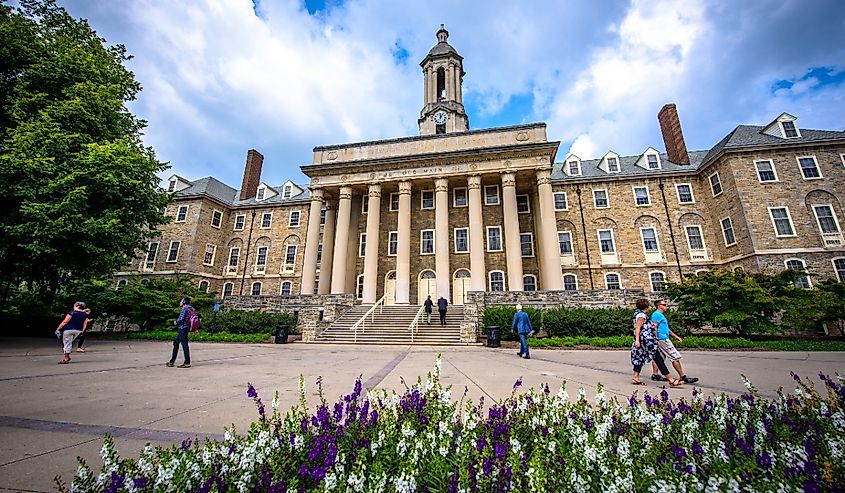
658;104;690;165
239;149;264;200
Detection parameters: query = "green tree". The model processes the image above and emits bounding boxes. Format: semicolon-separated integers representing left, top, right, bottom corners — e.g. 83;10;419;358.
665;270;779;335
0;0;169;303
61;276;215;330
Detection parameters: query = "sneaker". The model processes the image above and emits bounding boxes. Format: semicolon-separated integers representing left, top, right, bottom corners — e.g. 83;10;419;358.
178;363;191;368
166;362;175;367
517;352;524;357
75;348;85;353
681;375;699;384
651;374;666;381
522;355;531;360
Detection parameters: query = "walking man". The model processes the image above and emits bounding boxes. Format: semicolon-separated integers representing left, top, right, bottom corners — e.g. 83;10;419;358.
424;295;433;325
437;296;448;326
650;299;698;383
512;304;533;359
167;297;194;368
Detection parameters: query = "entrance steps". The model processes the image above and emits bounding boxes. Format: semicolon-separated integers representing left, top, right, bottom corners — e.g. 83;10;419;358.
313;305;466;345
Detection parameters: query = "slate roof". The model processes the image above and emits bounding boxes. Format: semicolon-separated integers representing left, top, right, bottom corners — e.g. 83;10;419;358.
173;177;310;207
702;125;845;163
551;151;709;181
426;41;460;59
554;124;845;182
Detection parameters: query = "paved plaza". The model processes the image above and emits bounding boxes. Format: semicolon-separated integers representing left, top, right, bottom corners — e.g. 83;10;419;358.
0;336;843;492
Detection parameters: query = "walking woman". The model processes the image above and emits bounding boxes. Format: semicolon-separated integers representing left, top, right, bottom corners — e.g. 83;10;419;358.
54;302;90;364
631;298;682;387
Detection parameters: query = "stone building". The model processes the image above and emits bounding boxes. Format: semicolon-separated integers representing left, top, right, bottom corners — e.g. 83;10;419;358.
116;26;845;303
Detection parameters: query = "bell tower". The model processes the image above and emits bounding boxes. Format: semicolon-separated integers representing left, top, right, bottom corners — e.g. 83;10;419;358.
419;25;469;136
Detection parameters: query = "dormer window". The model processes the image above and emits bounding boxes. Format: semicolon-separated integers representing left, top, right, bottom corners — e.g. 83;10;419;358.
568;160;581;176
647;155;659;169
781;121;799;138
168;180;176;192
283;185;292;199
256;187;266;201
607;157;620;173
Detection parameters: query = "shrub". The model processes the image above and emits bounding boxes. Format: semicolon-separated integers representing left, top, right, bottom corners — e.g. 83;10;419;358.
481;306;541;340
212;310;298;335
539;307;633;338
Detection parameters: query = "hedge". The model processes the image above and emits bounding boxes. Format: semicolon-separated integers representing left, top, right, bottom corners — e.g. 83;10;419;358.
483;306;687;339
195;309;299;335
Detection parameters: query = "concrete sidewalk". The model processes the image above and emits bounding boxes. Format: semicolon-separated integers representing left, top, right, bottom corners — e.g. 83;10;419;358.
1;336;842;492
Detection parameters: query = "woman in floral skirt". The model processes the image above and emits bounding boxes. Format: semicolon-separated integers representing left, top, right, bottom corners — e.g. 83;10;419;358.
631;298;682;386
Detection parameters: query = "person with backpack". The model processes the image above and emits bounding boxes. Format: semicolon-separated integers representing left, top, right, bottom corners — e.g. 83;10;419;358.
167;297;197;368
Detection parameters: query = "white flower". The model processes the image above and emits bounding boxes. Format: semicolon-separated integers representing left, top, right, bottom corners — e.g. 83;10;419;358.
323;472;337;491
510;438;522;455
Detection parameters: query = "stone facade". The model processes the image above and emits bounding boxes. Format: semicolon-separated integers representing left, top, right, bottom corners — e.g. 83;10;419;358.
115;29;845;327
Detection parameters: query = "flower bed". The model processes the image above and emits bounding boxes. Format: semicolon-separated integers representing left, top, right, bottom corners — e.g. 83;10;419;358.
60;358;845;492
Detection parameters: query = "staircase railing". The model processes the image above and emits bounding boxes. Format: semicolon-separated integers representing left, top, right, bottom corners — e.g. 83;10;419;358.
408;304;426;344
349;295;386;343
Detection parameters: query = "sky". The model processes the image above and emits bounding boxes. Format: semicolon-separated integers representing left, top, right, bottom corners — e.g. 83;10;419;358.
55;0;845;188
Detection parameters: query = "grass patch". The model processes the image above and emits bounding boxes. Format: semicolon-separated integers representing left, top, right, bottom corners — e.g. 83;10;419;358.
530;335;845;351
122;330;271;344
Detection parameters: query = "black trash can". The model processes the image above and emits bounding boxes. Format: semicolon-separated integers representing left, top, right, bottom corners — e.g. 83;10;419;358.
486;326;501;348
275;325;289;344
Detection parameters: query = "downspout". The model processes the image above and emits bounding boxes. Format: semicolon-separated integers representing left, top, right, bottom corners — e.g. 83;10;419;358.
658;180;683;279
239;209;257;295
575;187;594;289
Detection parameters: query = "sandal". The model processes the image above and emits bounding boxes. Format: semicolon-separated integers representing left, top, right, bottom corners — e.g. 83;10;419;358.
58;360;70;364
631;379;645;385
668;378;684;388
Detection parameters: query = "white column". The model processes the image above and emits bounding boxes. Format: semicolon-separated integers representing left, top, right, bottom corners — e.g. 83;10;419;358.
501;172;524;291
300;188;324;295
434;178;451;301
330;187;352;294
537;170;563;290
362;184;382;304
317;201;336;294
467;175;486;291
396;181;412;304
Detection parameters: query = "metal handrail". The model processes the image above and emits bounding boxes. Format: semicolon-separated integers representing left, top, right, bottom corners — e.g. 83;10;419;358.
350;294;386;343
408;304;426;344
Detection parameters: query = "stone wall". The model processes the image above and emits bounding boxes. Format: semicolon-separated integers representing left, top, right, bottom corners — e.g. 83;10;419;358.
460;288;649;343
223;293;355;341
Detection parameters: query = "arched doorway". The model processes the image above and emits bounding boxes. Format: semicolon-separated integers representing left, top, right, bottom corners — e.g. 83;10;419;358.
418;270;437;305
453;269;471;305
384;271;397;305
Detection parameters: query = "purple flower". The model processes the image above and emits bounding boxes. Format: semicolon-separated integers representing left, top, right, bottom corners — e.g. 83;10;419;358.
670;444;686;461
132;477;148;489
247;383;257;399
756;452;772;469
180;438;192;450
691;441;703;455
513;378;522;390
476;437;486;452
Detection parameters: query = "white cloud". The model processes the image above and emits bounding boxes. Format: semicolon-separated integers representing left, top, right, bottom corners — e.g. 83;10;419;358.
56;0;845;185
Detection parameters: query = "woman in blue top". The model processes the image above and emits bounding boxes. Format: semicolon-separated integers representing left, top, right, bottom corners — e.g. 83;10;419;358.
631;299;681;387
55;302;89;364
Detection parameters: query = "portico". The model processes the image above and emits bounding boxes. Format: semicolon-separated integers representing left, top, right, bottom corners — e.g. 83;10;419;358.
299;125;564;304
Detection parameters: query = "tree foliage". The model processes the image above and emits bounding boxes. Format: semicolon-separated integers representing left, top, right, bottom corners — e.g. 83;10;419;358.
0;0;169;302
59;276;216;330
666;269;843;335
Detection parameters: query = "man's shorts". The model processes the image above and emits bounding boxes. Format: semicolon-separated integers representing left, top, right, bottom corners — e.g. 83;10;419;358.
657;339;683;362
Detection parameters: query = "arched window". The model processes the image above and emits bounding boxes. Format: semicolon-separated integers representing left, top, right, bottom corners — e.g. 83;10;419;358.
649;272;666;292
223;282;234;298
280;281;292;295
455;269;471;279
251;282;262;296
489;271;505;292
436;67;446;100
563;274;578;291
116;279;127;289
523;275;537;292
785;259;811;288
604;273;621;290
198;280;209;292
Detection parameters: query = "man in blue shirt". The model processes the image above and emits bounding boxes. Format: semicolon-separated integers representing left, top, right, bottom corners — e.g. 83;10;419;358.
512;304;533;360
651;300;698;383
